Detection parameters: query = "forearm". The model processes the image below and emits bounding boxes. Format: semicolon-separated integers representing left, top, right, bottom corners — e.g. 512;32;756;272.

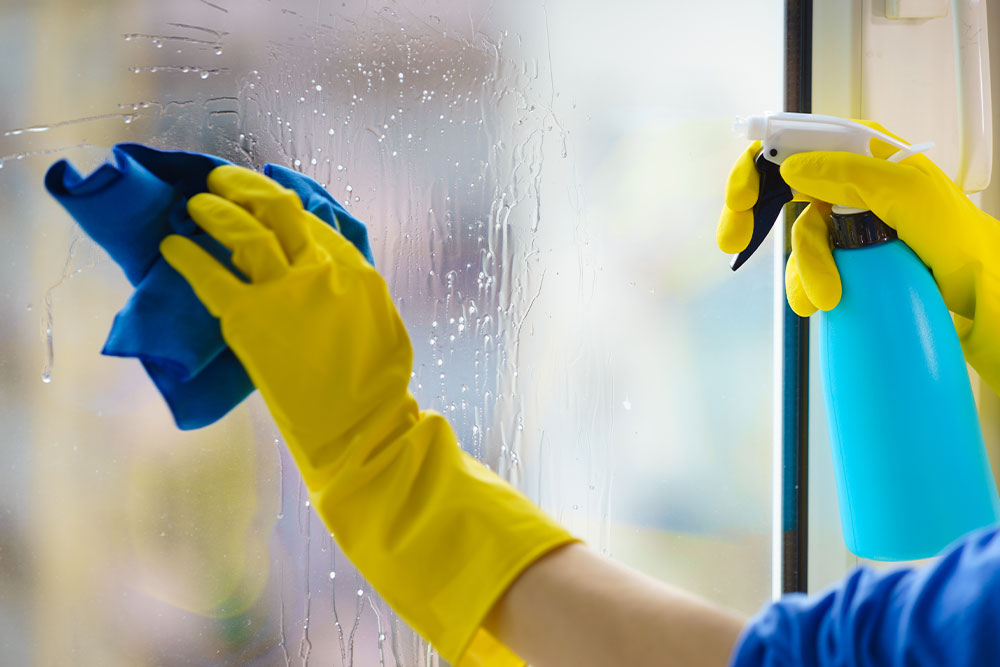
484;542;747;667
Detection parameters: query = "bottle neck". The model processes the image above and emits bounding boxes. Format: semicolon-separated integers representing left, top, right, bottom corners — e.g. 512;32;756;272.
830;210;897;249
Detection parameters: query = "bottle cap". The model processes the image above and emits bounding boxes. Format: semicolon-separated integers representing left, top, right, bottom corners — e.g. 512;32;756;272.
830;210;897;249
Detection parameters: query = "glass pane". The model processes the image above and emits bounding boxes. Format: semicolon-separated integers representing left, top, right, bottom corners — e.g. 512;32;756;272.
0;0;782;664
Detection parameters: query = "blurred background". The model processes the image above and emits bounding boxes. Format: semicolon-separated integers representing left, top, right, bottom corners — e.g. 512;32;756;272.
0;0;781;664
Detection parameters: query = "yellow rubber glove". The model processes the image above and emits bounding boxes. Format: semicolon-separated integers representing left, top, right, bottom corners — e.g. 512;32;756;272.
159;165;577;666
717;122;1000;394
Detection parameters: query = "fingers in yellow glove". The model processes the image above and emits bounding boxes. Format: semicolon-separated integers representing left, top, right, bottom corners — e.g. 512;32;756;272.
776;123;916;316
790;201;840;313
716;140;761;254
779;151;923;226
724;141;763;211
206;165;320;265
784;254;817;317
187;193;290;282
205;165;364;269
160;235;244;318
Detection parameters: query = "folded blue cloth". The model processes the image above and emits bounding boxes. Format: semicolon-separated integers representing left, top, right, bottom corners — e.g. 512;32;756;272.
45;143;374;430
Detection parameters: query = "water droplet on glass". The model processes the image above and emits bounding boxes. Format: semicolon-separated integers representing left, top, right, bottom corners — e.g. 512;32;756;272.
214;47;223;55
329;571;336;579
623;397;632;411
41;371;51;384
356;589;364;597
315;84;322;91
294;159;302;168
200;70;210;79
328;128;335;135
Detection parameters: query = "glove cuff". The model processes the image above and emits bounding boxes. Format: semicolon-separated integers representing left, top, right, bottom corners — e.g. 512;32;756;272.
310;409;578;665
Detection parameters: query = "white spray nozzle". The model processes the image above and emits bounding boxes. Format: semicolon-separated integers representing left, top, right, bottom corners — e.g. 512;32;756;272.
734;112;934;165
733;115;767;141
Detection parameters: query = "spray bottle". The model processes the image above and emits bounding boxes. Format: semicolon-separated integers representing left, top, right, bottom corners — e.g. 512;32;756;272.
731;112;1000;561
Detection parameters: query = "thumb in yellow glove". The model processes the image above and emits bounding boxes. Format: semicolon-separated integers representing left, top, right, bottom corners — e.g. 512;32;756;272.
160;165;577;666
717;121;1000;392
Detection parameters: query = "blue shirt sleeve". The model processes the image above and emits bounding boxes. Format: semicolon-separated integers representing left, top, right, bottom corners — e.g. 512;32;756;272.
730;525;1000;666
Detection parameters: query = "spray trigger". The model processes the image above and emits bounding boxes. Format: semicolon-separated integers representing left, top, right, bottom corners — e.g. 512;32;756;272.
730;153;793;271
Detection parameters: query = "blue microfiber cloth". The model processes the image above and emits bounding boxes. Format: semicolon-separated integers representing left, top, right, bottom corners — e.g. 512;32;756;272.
44;143;374;430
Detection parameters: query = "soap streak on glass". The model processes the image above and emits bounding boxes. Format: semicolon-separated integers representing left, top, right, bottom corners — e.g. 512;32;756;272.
367;596;388;667
274;435;286;520
330;548;347;664
297;478;314;665
278;561;292;667
41;234;94;383
122;32;224;54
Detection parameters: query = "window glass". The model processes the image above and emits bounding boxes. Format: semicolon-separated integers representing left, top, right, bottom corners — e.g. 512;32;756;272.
0;0;781;663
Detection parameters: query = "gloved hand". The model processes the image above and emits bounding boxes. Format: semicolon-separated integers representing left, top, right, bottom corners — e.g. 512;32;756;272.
160;165;576;666
717;121;1000;393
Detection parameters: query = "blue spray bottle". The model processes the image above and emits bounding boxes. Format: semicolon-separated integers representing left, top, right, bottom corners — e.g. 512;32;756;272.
730;112;1000;561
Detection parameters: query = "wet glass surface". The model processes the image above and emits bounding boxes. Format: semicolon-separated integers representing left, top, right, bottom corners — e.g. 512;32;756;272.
0;1;781;663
